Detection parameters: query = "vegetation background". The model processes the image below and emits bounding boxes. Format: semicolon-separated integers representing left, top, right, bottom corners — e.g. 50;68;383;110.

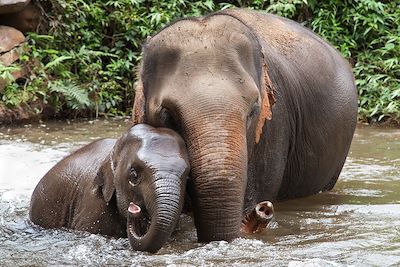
1;0;399;124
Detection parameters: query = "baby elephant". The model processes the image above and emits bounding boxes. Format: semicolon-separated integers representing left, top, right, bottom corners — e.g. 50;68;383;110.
29;124;190;253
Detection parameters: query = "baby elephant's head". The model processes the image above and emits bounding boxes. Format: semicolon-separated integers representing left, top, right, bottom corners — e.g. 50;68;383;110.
95;124;189;253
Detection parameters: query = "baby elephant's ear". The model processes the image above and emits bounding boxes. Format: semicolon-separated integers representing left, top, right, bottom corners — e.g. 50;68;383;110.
94;157;115;203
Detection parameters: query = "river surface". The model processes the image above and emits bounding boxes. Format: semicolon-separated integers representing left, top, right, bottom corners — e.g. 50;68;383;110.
0;119;399;266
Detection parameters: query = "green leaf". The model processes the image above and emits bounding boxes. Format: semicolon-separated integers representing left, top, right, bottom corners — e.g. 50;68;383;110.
44;55;73;70
49;81;91;109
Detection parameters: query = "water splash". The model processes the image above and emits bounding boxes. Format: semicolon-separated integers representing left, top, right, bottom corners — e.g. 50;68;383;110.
0;121;399;266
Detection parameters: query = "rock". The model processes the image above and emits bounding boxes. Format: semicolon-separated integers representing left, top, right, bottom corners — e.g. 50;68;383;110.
0;0;30;14
0;47;20;66
0;25;25;53
0;2;41;33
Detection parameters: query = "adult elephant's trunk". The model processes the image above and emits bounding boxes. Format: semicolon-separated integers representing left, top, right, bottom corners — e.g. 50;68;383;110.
183;105;248;242
128;172;185;253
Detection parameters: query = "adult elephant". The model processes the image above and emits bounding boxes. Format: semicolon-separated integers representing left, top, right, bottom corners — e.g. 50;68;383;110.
30;124;190;253
133;8;358;242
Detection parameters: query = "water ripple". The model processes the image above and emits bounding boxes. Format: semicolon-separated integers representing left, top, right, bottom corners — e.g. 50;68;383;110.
0;122;399;266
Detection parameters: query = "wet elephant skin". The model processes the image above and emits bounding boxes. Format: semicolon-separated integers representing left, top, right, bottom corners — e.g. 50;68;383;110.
132;8;358;242
29;124;190;253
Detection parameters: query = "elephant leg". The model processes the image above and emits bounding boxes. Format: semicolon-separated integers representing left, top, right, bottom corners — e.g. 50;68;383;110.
240;201;274;234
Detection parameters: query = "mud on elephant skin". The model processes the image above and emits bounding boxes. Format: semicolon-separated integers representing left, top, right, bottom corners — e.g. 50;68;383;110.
133;8;358;242
29;124;190;253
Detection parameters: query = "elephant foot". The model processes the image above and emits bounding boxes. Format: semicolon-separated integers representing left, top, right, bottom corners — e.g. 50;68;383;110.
127;202;150;238
240;201;274;234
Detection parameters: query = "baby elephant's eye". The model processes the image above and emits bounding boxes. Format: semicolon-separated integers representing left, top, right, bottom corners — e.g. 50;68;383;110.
129;167;140;186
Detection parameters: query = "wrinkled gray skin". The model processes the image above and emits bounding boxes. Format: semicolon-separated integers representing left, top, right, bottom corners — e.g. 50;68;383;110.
133;9;358;242
30;124;190;253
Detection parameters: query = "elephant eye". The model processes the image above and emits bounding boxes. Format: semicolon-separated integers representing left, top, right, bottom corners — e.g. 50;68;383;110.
249;102;260;118
128;167;140;186
159;107;170;124
159;107;180;131
247;102;259;129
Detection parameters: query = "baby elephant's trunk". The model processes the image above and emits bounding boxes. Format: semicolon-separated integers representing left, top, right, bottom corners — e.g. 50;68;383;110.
128;171;185;253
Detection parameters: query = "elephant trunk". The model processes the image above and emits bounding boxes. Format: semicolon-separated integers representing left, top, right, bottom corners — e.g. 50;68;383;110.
184;111;247;242
128;172;185;253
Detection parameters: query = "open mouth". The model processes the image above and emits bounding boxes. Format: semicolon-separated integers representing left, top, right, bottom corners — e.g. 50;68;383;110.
127;202;151;239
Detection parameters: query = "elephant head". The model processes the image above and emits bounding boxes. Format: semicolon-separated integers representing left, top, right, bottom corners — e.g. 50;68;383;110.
95;124;190;253
133;14;275;242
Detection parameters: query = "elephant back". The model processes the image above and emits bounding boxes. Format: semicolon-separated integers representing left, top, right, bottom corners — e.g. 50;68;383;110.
218;9;358;199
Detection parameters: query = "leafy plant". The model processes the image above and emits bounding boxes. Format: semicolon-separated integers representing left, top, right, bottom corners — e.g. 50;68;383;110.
0;0;398;124
49;81;90;110
309;0;400;123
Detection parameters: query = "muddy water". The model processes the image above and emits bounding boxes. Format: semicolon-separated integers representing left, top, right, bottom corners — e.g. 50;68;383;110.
0;119;399;266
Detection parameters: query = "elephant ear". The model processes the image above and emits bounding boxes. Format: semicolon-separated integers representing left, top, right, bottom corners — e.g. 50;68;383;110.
94;155;115;203
132;78;146;124
255;50;276;144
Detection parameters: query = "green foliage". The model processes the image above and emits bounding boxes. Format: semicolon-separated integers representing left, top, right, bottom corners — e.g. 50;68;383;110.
0;63;32;106
0;0;220;118
308;0;400;123
0;65;20;82
265;0;308;18
0;0;399;123
49;81;90;110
